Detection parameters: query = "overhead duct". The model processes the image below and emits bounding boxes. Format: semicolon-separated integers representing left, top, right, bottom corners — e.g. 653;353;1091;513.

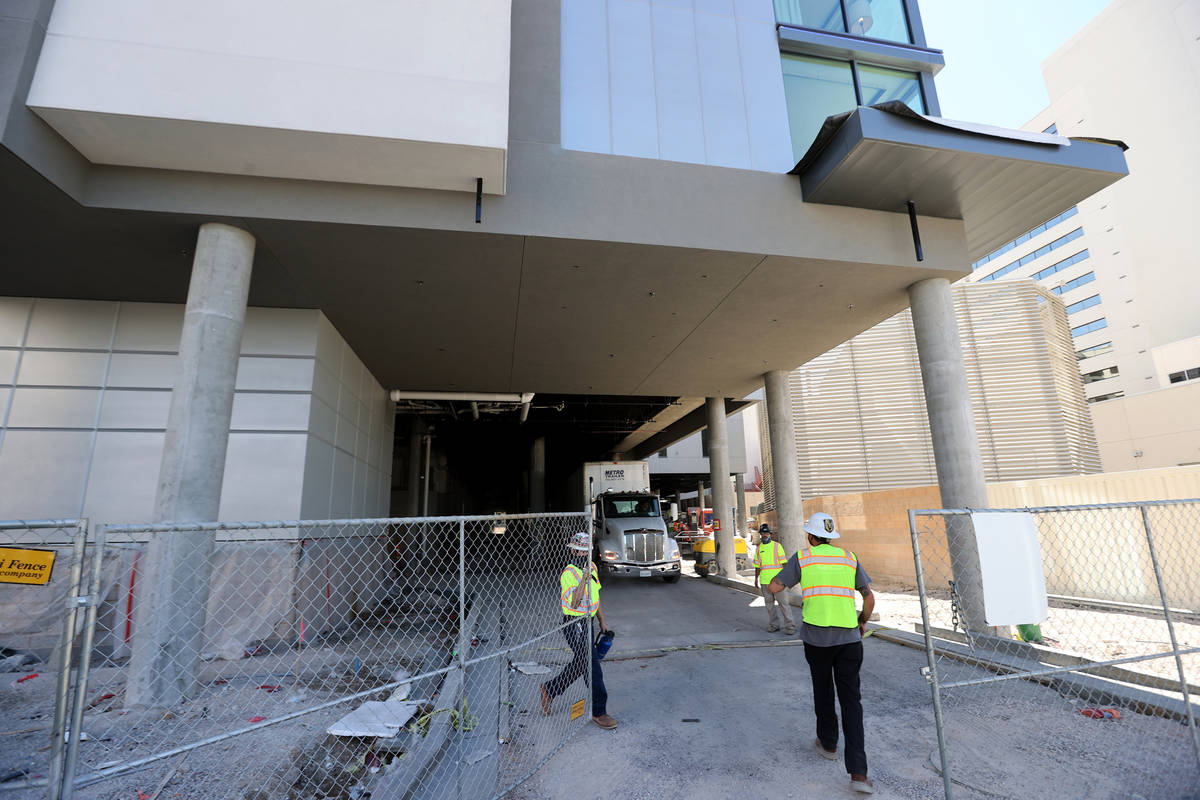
389;390;535;404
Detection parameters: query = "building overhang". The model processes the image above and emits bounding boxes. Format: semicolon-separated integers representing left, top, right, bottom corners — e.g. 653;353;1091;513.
790;103;1130;260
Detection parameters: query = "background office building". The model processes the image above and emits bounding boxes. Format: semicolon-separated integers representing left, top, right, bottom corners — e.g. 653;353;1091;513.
962;0;1200;472
757;280;1099;504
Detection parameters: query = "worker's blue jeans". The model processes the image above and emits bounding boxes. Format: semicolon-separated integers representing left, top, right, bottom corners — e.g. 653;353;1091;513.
544;615;607;717
804;641;867;776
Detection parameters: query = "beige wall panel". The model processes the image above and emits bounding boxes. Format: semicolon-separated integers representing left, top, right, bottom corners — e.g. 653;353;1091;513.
107;353;177;389
0;298;34;346
98;389;171;429
26;299;117;349
81;431;164;522
16;350;108;386
0;430;93;518
7;387;101;427
112;302;184;351
218;433;308;521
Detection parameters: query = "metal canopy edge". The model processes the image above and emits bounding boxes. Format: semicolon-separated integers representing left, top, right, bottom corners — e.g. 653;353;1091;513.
789;103;1130;260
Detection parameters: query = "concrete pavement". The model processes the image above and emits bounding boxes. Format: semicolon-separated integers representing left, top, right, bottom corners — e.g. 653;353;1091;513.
508;570;954;800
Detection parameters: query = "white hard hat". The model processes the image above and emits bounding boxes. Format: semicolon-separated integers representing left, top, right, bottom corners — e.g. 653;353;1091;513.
567;532;591;551
803;512;840;539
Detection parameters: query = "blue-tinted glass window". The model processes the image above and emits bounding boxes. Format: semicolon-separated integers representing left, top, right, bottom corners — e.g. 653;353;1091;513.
1034;250;1089;282
980;228;1085;282
1071;317;1107;337
856;64;924;112
781;54;858;159
1065;294;1101;315
1051;271;1096;295
1043;123;1058;134
972;206;1079;270
775;0;845;32
849;0;912;43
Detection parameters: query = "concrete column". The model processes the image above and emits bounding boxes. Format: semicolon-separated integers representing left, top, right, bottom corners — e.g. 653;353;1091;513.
706;398;736;577
908;278;988;631
406;416;422;516
735;473;747;538
697;481;706;515
530;437;546;512
127;223;255;708
764;370;804;559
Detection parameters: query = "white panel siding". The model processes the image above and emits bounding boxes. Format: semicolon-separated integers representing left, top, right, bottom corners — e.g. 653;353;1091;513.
609;0;660;158
694;10;752;168
0;299;394;523
561;0;612;154
651;4;708;163
562;0;792;171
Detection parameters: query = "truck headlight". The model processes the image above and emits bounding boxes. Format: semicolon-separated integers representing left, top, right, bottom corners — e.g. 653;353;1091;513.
671;550;680;560
602;550;619;561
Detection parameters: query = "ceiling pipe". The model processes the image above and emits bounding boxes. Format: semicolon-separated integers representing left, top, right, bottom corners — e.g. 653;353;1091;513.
470;402;480;421
519;394;534;424
390;390;534;404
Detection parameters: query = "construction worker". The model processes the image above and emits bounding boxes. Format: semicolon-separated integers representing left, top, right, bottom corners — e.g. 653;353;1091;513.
769;512;876;795
753;523;794;635
540;532;618;730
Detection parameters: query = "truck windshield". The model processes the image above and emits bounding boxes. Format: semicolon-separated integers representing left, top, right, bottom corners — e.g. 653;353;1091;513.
602;497;661;518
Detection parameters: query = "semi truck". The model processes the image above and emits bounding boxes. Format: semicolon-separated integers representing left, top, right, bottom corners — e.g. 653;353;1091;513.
568;461;681;583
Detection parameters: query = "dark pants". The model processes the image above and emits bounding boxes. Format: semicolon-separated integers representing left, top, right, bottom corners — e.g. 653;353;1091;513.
804;641;867;776
544;615;607;717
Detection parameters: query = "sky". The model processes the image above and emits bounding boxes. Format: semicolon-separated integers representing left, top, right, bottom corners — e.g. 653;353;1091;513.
918;0;1113;129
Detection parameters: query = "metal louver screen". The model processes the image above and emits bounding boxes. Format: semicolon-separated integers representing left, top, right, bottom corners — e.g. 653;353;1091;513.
760;280;1100;504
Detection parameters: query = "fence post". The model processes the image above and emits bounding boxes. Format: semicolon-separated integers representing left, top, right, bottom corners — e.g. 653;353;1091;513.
47;521;89;800
61;523;108;800
910;510;954;800
456;517;466;799
1139;505;1200;769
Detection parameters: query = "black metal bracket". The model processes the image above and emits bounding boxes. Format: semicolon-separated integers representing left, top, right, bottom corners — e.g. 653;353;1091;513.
906;200;924;262
475;178;483;224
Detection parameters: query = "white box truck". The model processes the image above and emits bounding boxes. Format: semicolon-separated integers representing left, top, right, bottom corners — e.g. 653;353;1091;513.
567;461;681;583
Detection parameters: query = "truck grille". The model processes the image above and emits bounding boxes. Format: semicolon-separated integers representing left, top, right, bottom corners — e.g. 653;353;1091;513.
625;531;663;563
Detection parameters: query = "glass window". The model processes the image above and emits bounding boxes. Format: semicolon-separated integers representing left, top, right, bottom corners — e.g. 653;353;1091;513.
603;497;661;518
1065;294;1101;315
1169;371;1185;383
855;63;924;111
781;54;858;159
1052;271;1096;295
774;0;845;32
1088;391;1124;403
1075;341;1112;361
1071;317;1107;337
850;0;912;43
1082;366;1119;384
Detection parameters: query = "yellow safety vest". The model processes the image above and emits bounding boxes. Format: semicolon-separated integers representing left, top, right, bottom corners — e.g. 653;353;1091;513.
754;541;787;587
560;563;601;617
798;544;859;628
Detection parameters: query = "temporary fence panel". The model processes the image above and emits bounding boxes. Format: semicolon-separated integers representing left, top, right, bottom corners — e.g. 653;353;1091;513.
909;501;1200;800
0;513;591;800
0;519;89;800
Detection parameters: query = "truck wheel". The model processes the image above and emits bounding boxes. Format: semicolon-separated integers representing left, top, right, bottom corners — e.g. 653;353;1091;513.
661;574;680;583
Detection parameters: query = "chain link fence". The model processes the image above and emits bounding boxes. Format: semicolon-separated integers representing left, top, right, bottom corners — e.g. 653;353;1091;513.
0;513;591;800
908;501;1200;799
0;520;90;799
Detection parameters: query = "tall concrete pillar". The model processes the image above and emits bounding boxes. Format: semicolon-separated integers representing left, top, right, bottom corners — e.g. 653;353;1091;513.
706;398;736;577
764;370;804;558
127;223;255;708
908;278;988;631
406;416;422;516
530;437;546;512
735;473;747;538
697;481;706;515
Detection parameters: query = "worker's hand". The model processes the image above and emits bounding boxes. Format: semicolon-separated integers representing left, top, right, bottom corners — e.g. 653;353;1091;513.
859;620;867;636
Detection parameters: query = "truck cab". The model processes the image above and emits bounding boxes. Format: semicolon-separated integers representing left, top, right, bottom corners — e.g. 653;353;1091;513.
592;490;682;582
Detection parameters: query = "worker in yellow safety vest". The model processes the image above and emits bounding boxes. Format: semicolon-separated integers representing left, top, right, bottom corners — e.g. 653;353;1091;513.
540;531;617;730
753;524;794;635
768;512;877;795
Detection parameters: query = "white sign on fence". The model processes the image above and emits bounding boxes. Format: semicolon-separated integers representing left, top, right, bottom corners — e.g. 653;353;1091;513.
971;512;1048;627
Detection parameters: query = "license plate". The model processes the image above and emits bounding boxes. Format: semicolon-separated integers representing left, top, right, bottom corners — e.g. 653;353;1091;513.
640;570;650;577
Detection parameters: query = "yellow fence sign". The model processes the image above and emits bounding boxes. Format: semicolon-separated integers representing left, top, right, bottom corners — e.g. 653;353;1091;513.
570;699;585;721
0;548;56;585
